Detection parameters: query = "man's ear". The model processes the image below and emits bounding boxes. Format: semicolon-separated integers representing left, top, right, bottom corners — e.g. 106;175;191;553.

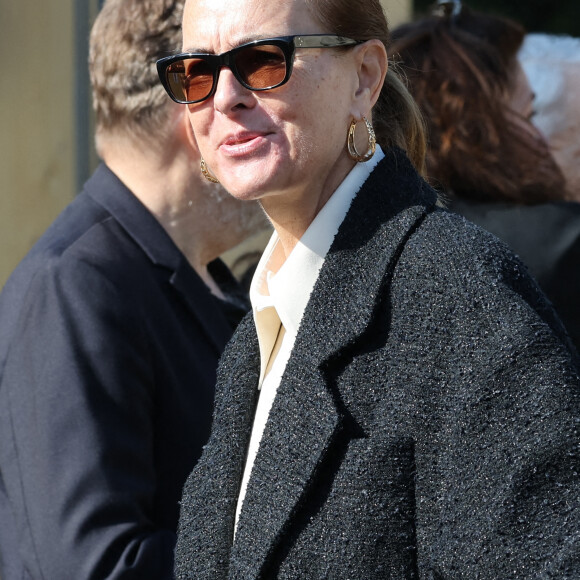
351;39;388;118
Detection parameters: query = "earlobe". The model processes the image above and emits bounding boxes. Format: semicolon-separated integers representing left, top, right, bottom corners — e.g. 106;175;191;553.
352;39;388;117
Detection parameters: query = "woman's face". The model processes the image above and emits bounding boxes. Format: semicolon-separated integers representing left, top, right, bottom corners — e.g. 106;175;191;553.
181;0;362;212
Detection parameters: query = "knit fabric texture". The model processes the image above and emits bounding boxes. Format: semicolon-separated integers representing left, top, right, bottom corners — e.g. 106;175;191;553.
174;147;580;579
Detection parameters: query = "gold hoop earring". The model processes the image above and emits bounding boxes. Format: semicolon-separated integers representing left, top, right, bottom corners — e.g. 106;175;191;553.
347;116;376;163
200;158;219;183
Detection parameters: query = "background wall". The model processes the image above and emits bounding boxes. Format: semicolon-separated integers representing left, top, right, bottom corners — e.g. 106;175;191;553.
0;0;100;287
382;0;413;29
0;1;75;286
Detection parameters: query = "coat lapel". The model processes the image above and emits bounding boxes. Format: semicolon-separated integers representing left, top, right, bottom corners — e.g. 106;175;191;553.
230;347;343;578
230;148;437;577
174;316;261;580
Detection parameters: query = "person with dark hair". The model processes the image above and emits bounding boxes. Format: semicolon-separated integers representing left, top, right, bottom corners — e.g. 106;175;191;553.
160;0;580;577
390;0;580;352
0;0;265;578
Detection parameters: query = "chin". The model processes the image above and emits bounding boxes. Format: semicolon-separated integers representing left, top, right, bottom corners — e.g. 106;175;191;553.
219;161;281;202
217;175;264;202
225;188;265;202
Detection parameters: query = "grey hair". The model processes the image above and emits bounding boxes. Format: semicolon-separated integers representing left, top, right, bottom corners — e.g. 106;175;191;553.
89;0;184;151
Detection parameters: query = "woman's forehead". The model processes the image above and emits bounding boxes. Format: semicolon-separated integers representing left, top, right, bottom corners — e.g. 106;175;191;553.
182;0;319;52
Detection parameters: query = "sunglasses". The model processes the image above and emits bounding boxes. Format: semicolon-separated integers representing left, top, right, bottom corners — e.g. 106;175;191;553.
157;34;361;104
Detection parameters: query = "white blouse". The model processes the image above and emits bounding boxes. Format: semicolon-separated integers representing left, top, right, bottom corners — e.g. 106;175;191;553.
234;146;385;533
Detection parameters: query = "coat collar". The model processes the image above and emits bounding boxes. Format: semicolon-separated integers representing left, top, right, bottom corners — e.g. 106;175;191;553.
84;163;184;268
83;163;239;353
231;148;437;576
176;148;438;579
295;147;437;365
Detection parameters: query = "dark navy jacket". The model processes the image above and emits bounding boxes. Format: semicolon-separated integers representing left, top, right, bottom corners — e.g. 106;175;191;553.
0;164;246;579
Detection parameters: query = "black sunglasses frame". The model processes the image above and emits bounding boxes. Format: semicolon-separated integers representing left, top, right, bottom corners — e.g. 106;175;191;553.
157;34;361;104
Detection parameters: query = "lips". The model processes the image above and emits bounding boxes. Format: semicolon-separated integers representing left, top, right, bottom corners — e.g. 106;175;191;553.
219;131;270;157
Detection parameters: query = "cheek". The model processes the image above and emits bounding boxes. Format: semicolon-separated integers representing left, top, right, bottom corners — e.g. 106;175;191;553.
186;108;214;147
274;105;344;171
553;126;580;169
277;71;351;156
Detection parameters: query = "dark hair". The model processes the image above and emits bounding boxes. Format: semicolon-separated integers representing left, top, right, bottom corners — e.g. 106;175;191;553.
89;0;184;147
389;8;569;203
305;0;426;173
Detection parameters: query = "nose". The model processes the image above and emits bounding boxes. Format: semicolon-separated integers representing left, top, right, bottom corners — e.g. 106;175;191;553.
213;67;255;113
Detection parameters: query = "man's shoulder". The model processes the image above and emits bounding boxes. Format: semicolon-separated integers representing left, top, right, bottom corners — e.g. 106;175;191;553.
6;163;169;293
5;194;132;293
26;166;143;263
0;177;163;366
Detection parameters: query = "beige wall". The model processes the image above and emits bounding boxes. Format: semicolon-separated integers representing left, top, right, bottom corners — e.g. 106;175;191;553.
0;0;412;289
0;1;76;286
381;0;413;28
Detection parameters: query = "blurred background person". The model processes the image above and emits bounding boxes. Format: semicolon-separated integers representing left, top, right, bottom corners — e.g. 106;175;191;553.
519;32;580;199
390;0;580;351
0;0;265;578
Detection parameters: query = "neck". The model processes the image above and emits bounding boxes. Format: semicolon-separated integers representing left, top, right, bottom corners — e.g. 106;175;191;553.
101;133;266;299
260;156;357;260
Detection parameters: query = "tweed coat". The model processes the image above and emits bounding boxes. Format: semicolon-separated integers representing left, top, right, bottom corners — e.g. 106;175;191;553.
175;148;580;579
450;197;580;353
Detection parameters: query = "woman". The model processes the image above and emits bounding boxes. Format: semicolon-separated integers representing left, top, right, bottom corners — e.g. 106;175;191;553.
390;1;580;352
157;0;580;577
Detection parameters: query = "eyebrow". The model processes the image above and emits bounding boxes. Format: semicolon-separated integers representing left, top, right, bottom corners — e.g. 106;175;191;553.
182;34;279;54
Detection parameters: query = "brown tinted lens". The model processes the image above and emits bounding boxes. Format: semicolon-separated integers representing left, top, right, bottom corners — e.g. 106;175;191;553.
166;60;187;101
167;58;214;103
235;44;287;89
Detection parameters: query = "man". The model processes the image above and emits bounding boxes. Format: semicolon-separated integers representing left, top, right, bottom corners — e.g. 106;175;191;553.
520;33;580;199
0;0;265;578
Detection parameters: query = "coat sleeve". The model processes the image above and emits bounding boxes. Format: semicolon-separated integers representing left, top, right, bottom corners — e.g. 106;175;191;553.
399;214;580;578
0;254;175;579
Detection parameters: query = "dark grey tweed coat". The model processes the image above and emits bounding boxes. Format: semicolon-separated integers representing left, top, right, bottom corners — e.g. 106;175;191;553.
175;148;580;579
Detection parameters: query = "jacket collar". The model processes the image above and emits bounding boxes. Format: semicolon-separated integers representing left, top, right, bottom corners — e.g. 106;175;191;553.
83;163;239;353
177;148;438;578
84;163;183;268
